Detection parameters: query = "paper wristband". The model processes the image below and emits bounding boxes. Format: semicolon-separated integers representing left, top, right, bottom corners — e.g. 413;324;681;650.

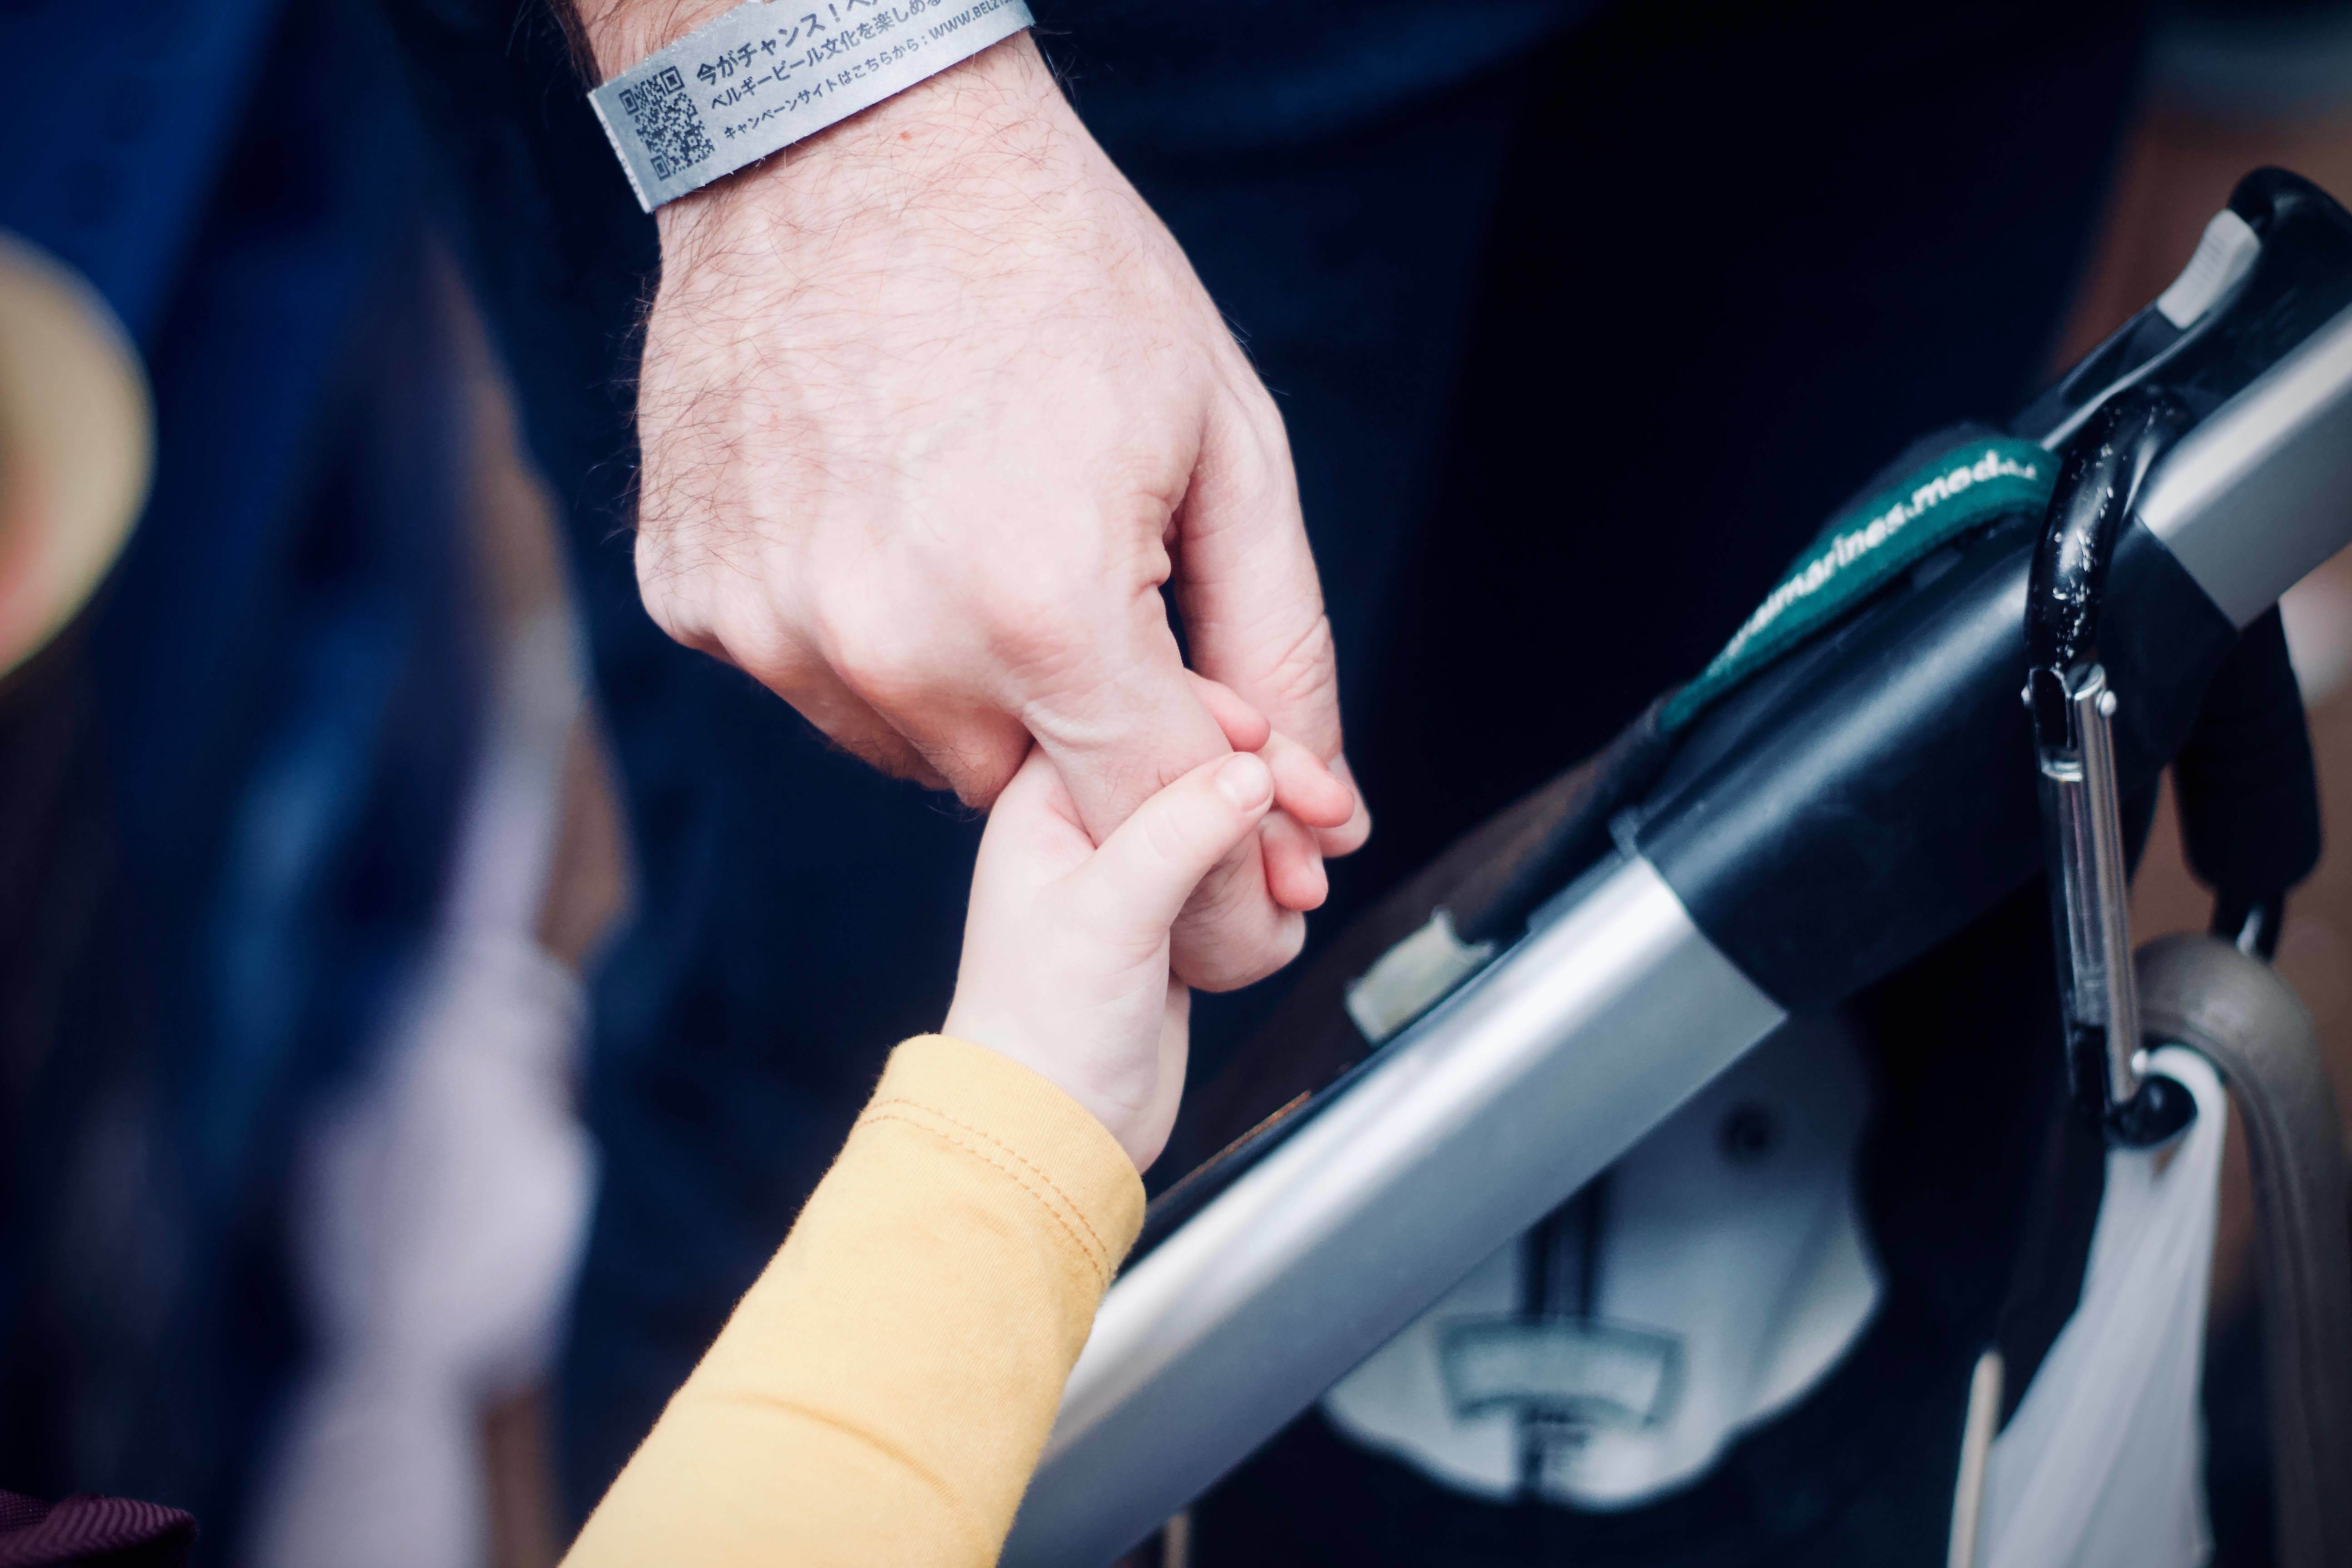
589;0;1035;212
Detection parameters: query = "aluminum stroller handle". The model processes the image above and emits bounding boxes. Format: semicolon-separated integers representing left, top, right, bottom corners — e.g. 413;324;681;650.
1003;221;2352;1568
2141;297;2352;626
1008;856;1783;1568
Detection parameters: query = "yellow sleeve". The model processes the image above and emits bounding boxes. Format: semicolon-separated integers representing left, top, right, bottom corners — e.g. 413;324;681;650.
561;1034;1145;1568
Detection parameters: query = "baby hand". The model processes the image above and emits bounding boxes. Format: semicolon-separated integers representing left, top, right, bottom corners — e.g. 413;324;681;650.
942;702;1355;1171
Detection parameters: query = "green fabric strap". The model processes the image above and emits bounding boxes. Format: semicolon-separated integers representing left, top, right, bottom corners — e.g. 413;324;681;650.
1661;435;2054;732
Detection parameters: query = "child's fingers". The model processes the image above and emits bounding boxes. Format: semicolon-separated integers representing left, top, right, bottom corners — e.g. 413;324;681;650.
1186;671;1272;754
1182;672;1360;849
1260;811;1329;911
1258;728;1356;831
1074;752;1276;938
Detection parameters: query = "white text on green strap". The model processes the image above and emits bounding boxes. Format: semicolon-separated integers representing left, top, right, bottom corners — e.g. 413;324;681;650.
1709;448;2041;671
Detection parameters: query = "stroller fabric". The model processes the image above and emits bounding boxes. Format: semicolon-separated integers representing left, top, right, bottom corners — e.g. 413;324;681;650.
1978;1046;2225;1568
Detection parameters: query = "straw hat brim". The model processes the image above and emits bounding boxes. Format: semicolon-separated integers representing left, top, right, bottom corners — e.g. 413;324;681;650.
0;234;151;678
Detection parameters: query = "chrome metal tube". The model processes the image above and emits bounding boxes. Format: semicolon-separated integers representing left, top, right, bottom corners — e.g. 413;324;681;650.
2138;300;2352;628
1003;856;1785;1567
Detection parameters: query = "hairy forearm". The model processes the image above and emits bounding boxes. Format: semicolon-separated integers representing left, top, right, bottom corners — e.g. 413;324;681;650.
568;0;751;80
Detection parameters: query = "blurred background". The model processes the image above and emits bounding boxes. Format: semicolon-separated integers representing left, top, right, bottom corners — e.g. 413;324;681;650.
2089;12;2352;1562
0;1;2346;1565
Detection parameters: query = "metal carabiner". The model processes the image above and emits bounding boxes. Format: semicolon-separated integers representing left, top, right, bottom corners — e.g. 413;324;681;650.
2030;662;2143;1109
2025;386;2198;1147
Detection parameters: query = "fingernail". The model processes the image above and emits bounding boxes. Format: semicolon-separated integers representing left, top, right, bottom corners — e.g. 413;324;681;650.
1217;752;1273;808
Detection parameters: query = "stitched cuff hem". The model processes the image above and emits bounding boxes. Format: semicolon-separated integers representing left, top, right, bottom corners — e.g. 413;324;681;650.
864;1035;1145;1282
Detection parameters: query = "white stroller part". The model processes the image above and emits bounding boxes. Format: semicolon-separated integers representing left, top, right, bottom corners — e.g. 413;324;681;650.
1321;1011;1882;1513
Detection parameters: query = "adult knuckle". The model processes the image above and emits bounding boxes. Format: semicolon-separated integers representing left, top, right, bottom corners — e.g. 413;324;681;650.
961;741;1027;805
633;532;710;646
637;583;704;656
818;604;925;697
703;597;803;686
921;723;1025;805
974;577;1091;683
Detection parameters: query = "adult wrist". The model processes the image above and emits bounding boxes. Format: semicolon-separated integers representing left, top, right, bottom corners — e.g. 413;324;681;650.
647;30;1080;279
578;0;1040;211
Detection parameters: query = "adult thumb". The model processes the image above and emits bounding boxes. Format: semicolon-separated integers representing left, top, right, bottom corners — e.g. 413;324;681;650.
1174;384;1346;768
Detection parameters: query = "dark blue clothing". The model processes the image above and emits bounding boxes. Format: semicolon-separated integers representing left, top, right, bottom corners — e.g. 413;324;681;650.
1035;1;1590;153
382;3;2154;1553
0;0;476;1551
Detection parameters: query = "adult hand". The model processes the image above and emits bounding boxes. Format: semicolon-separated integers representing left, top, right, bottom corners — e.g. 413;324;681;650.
573;10;1367;989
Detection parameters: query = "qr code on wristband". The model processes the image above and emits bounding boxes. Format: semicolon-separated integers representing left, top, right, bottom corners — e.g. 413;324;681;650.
617;66;715;181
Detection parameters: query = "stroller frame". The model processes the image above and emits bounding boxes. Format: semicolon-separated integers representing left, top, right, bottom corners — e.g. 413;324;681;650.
1006;182;2352;1568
